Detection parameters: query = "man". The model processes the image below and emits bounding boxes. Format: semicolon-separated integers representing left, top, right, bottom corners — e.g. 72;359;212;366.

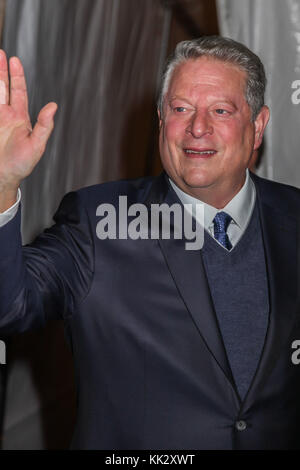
0;36;299;450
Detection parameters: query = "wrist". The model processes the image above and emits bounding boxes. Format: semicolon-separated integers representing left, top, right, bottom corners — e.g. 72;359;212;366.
0;187;19;212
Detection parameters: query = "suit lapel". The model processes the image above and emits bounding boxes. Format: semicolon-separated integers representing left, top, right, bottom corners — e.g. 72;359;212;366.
243;176;299;407
144;173;299;405
144;174;236;387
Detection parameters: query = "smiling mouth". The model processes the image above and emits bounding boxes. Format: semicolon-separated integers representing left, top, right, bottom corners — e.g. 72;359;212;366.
184;148;217;157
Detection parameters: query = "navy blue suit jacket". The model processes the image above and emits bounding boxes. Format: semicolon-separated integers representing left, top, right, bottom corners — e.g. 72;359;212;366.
0;172;300;449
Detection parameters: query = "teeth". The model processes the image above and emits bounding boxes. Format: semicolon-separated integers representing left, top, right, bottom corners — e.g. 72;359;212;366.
185;150;215;154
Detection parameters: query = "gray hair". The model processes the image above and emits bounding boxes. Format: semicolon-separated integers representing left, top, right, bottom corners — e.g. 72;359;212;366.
157;36;266;121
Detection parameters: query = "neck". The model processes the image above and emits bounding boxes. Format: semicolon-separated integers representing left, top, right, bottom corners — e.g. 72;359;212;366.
174;176;247;209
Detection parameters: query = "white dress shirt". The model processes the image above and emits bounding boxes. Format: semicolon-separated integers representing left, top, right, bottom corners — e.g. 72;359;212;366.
169;170;256;250
0;188;21;227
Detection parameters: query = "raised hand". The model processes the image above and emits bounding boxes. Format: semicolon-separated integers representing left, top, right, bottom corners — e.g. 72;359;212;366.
0;50;57;211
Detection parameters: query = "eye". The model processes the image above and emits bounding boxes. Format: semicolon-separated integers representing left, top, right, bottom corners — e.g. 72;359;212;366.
174;106;186;113
215;108;229;115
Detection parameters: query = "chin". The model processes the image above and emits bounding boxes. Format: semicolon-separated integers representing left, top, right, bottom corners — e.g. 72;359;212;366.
181;169;214;190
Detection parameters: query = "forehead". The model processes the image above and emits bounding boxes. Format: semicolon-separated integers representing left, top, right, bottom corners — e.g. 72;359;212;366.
167;57;248;102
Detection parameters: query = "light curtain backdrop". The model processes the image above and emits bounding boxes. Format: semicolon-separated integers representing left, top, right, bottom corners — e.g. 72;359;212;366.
217;0;300;188
1;0;167;449
3;0;299;450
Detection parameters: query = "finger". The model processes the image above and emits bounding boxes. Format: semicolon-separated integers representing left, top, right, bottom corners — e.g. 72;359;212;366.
9;56;29;114
30;102;58;154
0;50;9;104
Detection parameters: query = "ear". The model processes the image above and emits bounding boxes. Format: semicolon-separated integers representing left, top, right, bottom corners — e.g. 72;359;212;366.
157;109;163;130
253;105;270;150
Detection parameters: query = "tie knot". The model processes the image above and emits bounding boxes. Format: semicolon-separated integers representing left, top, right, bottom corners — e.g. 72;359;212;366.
213;211;232;233
213;211;233;250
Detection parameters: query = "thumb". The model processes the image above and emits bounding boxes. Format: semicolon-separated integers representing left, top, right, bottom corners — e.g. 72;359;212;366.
30;102;58;151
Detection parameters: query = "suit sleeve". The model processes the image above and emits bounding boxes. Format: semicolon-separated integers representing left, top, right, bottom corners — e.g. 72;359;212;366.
0;191;94;336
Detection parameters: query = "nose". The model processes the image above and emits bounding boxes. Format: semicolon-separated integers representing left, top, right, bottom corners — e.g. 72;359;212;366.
185;110;213;138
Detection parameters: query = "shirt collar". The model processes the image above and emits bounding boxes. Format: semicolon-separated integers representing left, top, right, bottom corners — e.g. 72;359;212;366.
168;170;256;231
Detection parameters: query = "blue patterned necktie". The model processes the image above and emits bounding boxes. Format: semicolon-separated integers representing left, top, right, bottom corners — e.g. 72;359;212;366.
213;211;233;250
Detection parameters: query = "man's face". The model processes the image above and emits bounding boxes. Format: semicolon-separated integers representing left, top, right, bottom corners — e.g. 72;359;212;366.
158;57;269;206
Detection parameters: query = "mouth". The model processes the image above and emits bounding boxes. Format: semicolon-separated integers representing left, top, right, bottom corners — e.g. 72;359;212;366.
184;148;217;158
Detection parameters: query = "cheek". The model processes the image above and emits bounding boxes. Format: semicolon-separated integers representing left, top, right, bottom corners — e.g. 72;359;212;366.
163;118;187;144
218;122;252;152
238;124;255;151
159;123;183;172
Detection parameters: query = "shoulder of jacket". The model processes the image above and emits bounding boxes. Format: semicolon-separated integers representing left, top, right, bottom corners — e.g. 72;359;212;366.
251;172;300;217
67;175;158;209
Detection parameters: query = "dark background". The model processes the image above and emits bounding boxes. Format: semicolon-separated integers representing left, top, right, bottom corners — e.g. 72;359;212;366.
0;0;220;449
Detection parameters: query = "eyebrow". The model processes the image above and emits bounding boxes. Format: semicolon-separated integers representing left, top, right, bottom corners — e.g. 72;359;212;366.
168;96;239;110
168;96;193;105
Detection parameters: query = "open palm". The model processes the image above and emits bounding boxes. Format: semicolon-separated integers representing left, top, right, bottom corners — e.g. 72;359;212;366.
0;50;57;195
